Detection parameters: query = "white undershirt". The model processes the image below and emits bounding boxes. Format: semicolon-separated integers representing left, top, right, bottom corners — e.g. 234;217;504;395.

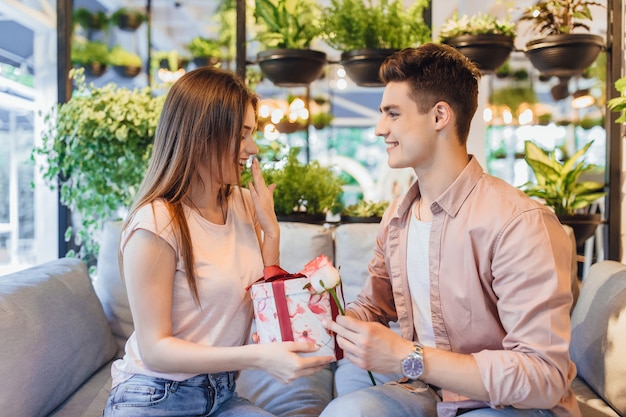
406;207;436;347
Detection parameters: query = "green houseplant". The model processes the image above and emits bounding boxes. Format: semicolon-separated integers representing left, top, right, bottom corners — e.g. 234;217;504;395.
110;7;147;31
439;13;516;73
108;45;142;78
518;0;605;77
521;140;606;245
245;148;344;221
73;8;109;31
33;69;165;260
321;0;430;86
71;39;110;77
254;0;326;86
186;36;224;67
341;199;389;223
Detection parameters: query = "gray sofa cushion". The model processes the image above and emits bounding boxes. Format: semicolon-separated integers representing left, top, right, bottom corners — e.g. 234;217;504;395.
278;222;335;273
0;258;117;417
570;260;626;415
93;221;134;353
334;223;379;304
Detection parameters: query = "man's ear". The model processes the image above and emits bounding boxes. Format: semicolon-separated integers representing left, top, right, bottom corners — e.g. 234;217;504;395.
433;101;452;130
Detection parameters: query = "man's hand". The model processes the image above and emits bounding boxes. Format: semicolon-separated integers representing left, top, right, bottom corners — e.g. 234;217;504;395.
324;315;412;374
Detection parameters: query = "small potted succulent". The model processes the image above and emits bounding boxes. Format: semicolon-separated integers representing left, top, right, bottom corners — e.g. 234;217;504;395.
321;0;430;86
439;13;516;73
341;199;389;223
518;0;605;78
254;0;326;86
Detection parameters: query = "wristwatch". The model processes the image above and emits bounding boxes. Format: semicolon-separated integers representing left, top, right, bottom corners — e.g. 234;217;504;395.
401;341;424;380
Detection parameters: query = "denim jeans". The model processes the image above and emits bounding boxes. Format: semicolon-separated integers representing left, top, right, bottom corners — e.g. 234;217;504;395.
321;360;552;417
104;372;274;417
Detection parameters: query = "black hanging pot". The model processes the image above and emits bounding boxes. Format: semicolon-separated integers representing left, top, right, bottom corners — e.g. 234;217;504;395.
81;62;107;78
524;34;604;78
257;49;327;87
192;56;221;68
443;34;514;73
117;14;144;31
113;65;142;78
340;49;398;87
558;213;602;247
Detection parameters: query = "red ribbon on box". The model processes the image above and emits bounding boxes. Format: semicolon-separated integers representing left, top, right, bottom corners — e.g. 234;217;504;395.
252;265;306;342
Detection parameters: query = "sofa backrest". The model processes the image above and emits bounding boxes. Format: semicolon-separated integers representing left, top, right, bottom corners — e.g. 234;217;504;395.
570;260;626;415
0;258;117;417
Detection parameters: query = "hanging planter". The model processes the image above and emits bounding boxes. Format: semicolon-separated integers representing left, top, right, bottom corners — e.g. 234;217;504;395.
438;13;516;74
524;34;604;78
340;49;398;87
257;49;327;87
192;56;221;68
518;1;605;78
112;65;142;78
82;62;108;78
443;34;514;73
558;214;603;247
111;8;147;32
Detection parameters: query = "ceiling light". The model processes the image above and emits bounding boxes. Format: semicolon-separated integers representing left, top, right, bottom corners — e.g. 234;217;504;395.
572;89;594;109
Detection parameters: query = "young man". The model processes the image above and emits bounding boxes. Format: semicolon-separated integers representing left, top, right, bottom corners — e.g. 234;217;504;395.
321;44;581;417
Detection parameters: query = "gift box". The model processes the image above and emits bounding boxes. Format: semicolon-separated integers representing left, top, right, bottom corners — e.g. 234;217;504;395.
249;265;342;360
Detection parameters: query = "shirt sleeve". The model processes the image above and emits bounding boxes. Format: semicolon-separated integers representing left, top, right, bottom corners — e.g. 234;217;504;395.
347;201;400;327
120;201;177;254
473;207;576;409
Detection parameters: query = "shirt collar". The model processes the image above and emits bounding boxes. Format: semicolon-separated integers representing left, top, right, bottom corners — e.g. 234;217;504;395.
392;155;484;220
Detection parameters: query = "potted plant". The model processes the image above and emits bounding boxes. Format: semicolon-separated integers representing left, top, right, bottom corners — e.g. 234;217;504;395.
341;199;389;223
244;148;344;222
110;7;147;31
321;0;430;87
186;36;223;68
70;39;110;77
32;69;165;261
518;0;605;78
108;45;143;78
73;8;109;32
521;140;606;246
439;13;516;73
254;0;326;86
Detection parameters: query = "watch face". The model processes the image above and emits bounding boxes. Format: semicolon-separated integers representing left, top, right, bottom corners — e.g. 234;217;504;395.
402;356;424;379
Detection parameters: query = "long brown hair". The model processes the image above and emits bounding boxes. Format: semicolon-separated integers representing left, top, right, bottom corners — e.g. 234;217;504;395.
122;66;258;305
379;44;481;145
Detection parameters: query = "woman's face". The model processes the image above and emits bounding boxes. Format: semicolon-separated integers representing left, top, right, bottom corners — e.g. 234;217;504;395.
223;102;259;185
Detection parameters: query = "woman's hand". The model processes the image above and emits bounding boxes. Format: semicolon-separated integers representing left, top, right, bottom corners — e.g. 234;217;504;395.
248;158;279;237
257;341;334;384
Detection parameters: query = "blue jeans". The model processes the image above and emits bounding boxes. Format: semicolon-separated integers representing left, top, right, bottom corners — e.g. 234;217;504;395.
104;372;274;417
321;360;552;417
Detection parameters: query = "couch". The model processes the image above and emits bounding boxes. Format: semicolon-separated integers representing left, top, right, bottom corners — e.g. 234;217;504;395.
0;221;624;416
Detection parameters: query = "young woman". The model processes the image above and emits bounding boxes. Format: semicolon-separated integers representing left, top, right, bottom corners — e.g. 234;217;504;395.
104;67;333;417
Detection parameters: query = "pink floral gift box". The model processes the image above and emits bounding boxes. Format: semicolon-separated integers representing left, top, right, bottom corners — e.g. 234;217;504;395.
248;265;342;360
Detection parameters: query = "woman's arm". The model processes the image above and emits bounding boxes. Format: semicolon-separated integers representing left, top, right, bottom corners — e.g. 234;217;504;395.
123;228;332;382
